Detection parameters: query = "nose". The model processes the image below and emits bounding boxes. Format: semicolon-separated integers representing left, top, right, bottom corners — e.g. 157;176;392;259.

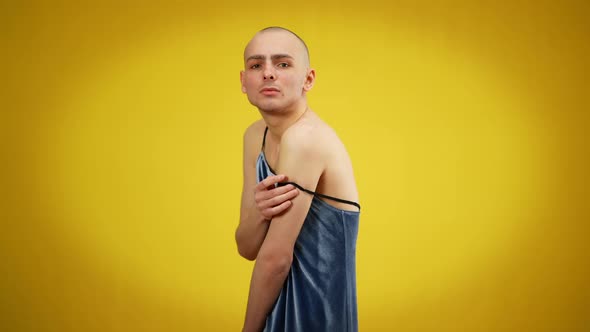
263;66;276;80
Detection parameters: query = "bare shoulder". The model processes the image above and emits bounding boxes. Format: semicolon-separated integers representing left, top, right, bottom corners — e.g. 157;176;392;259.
284;113;337;144
242;119;266;172
243;119;267;155
243;119;266;142
283;118;342;155
285;112;359;209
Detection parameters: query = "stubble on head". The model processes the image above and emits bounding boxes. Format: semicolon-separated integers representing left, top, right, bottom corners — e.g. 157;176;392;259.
243;27;310;69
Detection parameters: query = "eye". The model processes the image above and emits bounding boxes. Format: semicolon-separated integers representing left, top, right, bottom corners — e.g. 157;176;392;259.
277;63;289;68
250;63;261;69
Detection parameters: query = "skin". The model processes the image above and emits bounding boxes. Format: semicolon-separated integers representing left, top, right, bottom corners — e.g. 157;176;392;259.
235;28;359;332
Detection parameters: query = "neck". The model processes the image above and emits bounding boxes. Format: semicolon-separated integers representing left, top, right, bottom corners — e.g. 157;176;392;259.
259;102;309;140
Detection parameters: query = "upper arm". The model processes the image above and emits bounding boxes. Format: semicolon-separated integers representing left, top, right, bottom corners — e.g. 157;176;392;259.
256;128;324;259
239;122;262;222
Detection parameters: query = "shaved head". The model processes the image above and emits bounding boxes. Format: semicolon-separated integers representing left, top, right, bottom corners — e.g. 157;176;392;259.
244;26;310;66
258;27;310;64
240;26;316;113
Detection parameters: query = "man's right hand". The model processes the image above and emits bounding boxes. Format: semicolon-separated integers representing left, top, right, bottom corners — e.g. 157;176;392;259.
255;174;299;221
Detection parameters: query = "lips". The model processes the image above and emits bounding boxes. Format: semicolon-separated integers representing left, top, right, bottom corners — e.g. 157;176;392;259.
260;87;280;96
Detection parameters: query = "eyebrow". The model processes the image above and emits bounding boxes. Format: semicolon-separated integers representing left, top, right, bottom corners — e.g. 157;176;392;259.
246;54;294;62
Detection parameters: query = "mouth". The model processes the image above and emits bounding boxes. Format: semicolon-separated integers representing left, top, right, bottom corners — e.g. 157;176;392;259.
260;87;280;96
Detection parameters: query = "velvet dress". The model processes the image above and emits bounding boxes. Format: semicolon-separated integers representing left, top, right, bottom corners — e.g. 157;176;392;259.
256;127;360;332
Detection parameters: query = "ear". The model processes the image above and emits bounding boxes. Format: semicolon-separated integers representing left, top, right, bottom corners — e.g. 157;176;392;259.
240;70;247;93
302;68;316;92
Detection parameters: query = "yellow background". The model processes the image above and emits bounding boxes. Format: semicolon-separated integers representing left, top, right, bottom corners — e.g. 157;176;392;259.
2;1;588;331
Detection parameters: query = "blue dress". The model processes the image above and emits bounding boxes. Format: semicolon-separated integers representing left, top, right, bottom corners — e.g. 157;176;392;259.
256;127;360;332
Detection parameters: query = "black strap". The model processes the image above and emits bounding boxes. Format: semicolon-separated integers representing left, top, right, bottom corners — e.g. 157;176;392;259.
261;126;268;151
262;126;361;211
278;181;361;211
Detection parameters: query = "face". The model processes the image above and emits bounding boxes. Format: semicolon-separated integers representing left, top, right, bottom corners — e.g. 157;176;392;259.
240;30;315;113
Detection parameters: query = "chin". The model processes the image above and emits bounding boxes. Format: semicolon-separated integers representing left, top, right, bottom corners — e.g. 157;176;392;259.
259;107;284;113
253;101;284;113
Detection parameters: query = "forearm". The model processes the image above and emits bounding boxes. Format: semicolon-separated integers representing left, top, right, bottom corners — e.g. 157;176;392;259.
236;203;270;260
242;257;290;332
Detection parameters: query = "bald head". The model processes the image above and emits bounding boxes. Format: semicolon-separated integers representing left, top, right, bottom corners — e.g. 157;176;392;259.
244;26;310;67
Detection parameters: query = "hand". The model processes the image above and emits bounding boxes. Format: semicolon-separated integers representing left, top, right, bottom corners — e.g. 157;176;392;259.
254;174;299;221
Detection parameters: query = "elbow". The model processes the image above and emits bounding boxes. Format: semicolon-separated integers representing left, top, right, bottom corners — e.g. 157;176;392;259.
235;228;257;261
237;245;257;261
256;250;293;276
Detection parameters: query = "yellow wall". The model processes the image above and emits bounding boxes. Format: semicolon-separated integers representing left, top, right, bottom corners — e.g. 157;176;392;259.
2;1;588;331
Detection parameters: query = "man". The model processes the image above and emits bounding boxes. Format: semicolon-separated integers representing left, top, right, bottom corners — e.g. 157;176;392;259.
235;27;361;332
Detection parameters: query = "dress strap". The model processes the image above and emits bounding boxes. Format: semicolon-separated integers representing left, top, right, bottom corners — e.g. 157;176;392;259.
261;126;269;151
279;181;361;211
263;126;361;211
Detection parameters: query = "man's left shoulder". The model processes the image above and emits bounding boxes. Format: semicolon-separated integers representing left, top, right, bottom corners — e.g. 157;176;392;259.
281;122;332;154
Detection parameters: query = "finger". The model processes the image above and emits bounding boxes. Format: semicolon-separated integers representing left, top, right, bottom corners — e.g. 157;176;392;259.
255;185;289;203
267;200;292;218
256;184;297;205
256;174;286;191
268;183;296;197
261;189;299;209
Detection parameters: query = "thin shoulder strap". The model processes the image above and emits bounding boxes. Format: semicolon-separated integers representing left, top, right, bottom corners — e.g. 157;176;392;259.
261;126;268;151
263;126;360;211
279;181;361;211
